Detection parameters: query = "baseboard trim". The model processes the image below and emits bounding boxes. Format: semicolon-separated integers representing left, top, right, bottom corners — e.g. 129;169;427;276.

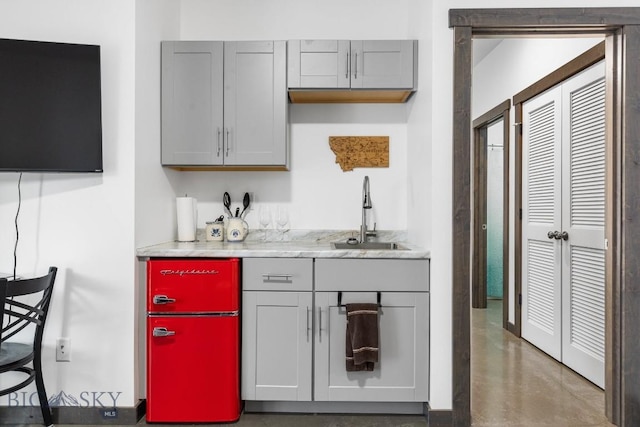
426;404;453;426
244;400;425;414
0;400;145;425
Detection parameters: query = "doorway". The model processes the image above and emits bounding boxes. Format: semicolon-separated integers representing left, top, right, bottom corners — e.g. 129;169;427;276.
450;8;640;427
472;100;509;331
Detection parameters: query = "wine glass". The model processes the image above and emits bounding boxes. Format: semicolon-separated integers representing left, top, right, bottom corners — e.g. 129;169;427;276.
258;205;271;241
276;205;290;241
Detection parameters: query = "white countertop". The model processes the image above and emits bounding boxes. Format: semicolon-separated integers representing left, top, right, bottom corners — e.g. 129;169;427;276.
136;230;430;260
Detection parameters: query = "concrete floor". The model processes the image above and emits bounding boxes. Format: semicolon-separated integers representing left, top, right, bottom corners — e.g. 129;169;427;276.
471;299;613;427
38;300;611;427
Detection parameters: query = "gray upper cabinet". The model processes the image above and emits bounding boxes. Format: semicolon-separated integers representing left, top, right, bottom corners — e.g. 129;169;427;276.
162;40;288;169
287;39;417;102
162;41;223;166
349;40;415;89
287;40;351;89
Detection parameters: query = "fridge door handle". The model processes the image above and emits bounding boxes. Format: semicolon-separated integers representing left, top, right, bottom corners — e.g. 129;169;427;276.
153;295;176;305
152;327;176;337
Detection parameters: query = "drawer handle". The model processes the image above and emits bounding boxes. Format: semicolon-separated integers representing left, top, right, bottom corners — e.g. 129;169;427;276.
262;273;293;282
153;295;176;305
152;327;175;338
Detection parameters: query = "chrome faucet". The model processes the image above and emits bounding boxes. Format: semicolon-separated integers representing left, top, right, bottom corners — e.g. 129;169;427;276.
360;176;376;243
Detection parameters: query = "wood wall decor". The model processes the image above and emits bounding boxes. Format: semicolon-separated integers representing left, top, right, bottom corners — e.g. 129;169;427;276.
329;136;389;172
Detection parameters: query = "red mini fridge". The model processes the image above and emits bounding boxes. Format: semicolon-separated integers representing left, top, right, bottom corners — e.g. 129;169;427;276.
146;258;240;423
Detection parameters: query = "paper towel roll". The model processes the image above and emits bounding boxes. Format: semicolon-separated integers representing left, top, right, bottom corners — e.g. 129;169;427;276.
176;197;197;241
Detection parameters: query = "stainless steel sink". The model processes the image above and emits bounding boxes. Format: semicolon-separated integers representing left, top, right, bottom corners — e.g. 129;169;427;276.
331;241;408;250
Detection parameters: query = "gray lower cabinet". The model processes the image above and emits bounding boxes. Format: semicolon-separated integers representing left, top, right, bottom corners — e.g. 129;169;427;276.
242;257;430;405
287;40;417;90
314;291;429;402
242;258;313;401
162;40;287;168
242;291;312;401
314;259;429;402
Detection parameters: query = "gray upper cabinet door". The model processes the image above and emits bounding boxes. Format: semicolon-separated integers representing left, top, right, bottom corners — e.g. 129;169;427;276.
350;40;416;89
224;41;287;166
288;39;416;90
287;40;350;89
161;41;224;166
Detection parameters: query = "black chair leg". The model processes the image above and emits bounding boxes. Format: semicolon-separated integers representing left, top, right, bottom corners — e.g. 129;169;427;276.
34;352;53;427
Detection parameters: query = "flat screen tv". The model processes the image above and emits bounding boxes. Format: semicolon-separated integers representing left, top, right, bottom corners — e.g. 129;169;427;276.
0;38;103;173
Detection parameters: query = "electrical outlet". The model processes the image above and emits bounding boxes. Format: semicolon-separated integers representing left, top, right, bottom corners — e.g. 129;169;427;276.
56;337;71;362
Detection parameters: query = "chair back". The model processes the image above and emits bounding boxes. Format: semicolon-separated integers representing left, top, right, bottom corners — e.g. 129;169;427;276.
0;267;57;348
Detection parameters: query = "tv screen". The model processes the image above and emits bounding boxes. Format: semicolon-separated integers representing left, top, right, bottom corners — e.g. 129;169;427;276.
0;38;103;173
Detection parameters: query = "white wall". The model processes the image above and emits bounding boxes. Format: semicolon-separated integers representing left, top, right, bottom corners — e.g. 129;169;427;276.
134;0;182;401
0;0;138;406
406;0;433;249
135;1;181;249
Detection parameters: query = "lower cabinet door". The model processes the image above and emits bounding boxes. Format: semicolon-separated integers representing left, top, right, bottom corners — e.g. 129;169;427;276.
314;292;429;402
242;291;313;401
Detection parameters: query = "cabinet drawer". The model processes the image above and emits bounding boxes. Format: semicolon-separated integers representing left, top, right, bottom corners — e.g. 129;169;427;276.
315;259;429;292
243;258;313;291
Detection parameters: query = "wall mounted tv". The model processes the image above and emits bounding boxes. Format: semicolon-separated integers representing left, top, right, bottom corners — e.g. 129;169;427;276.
0;38;103;173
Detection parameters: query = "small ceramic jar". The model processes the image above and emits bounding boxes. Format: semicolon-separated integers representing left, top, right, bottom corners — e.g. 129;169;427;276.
205;220;224;241
226;217;248;242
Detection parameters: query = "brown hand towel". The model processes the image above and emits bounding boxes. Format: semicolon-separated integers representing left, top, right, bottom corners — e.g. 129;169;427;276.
345;303;379;372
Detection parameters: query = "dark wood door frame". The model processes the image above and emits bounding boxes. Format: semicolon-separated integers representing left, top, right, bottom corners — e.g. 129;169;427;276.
450;8;640;427
472;100;510;332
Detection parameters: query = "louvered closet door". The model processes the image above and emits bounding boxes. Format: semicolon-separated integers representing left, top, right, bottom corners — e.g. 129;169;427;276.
522;61;605;388
522;85;563;361
560;62;605;388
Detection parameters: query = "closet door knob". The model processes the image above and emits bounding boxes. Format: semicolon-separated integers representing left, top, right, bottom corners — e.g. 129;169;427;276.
560;231;569;241
547;231;556;240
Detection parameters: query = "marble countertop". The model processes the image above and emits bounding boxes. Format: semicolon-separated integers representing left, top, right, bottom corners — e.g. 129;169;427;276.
136;230;430;260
